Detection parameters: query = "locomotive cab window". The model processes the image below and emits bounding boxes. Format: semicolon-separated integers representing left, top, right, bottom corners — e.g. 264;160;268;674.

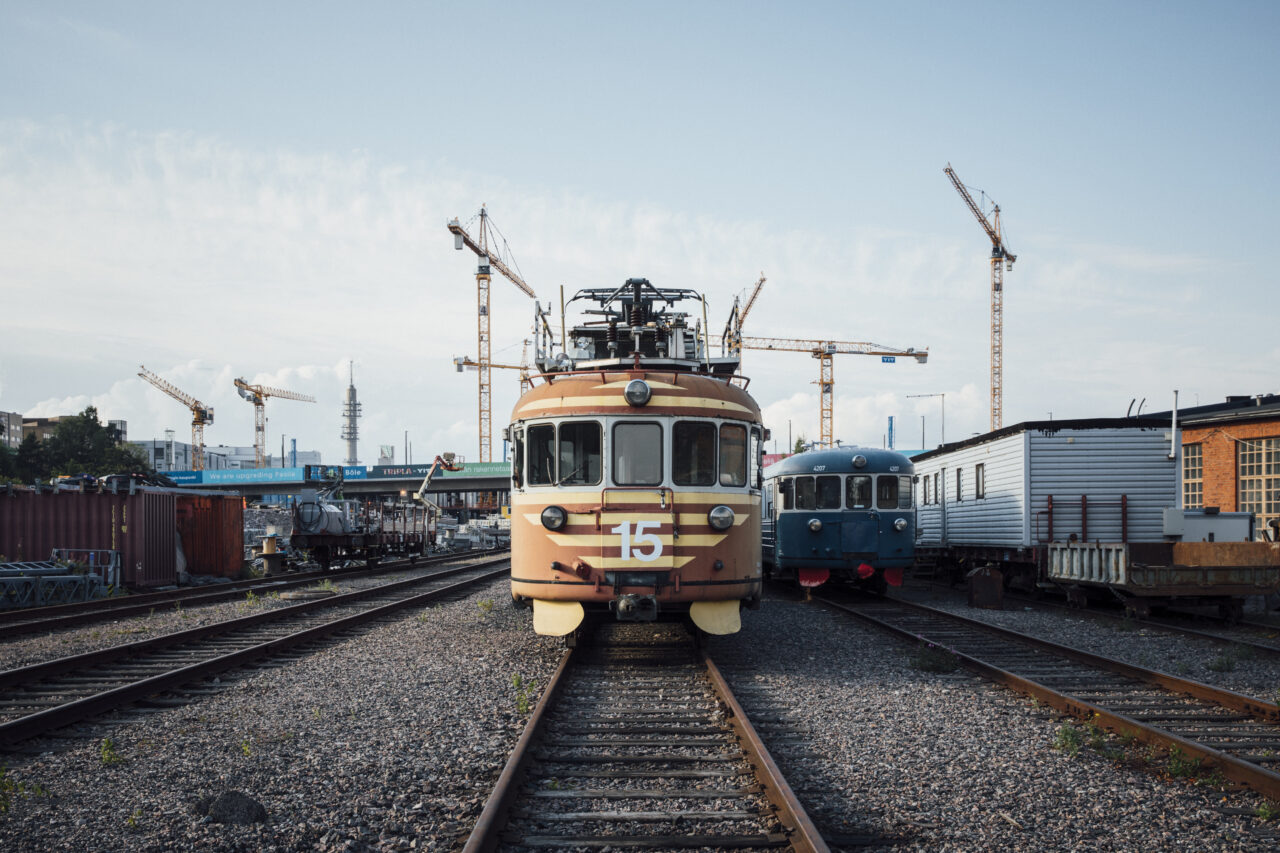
719;424;748;487
876;475;899;509
778;477;794;510
511;429;524;488
847;474;872;509
559;421;602;485
528;424;555;486
898;475;913;509
816;475;841;509
794;476;816;510
613;422;663;485
673;421;716;486
750;428;763;490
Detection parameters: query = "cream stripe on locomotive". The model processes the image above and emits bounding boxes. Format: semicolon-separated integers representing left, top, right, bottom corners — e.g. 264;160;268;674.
512;492;758;506
514;394;755;417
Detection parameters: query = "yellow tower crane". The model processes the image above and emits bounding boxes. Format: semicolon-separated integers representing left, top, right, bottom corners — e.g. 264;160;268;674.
454;339;536;396
137;365;215;471
448;206;537;463
739;337;928;449
233;377;316;468
945;163;1016;432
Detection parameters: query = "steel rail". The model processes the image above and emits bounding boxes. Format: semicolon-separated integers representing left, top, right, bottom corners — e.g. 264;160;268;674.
0;560;509;748
818;594;1280;800
0;549;508;638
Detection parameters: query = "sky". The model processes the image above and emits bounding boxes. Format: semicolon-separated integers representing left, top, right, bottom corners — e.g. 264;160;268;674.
1;1;1276;465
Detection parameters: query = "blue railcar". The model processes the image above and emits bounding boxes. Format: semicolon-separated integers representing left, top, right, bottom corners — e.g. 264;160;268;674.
763;447;916;591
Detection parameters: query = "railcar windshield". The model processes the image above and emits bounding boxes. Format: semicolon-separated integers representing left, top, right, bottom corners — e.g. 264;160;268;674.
816;475;841;509
559;421;602;485
794;476;816;509
719;425;748;486
876;475;899;509
673;421;716;486
528;424;555;485
613;422;663;485
778;478;794;510
898;475;913;509
846;474;872;509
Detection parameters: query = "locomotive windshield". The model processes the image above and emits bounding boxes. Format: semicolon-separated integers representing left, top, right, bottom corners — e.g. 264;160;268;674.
876;475;914;509
613;422;663;485
673;422;716;486
523;421;602;486
847;475;872;508
719;425;748;486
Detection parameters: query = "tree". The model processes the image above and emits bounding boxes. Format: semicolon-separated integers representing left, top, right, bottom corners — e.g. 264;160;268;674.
39;407;152;481
792;434;808;454
0;441;13;482
15;433;47;483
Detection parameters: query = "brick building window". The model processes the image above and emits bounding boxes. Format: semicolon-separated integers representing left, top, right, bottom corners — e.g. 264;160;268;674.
1183;443;1203;509
1237;437;1280;533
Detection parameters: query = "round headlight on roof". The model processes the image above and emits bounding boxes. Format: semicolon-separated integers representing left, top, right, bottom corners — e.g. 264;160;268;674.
624;379;652;406
707;505;735;530
852;455;867;468
540;506;567;530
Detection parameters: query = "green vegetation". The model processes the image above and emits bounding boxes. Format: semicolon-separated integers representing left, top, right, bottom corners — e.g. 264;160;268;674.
1166;747;1203;778
1052;724;1085;757
99;737;124;766
512;674;535;714
1256;801;1280;821
0;407;152;485
1207;652;1238;672
240;739;252;757
1;765;47;814
907;642;959;673
477;598;495;614
125;808;142;830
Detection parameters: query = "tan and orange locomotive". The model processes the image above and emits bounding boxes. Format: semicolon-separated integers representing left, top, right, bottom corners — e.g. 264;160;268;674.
508;280;764;638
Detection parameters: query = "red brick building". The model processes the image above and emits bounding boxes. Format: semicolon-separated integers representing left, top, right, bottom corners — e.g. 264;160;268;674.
1179;394;1280;537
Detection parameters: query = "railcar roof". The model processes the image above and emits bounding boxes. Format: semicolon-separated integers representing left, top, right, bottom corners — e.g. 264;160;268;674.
910;416;1173;463
764;446;915;477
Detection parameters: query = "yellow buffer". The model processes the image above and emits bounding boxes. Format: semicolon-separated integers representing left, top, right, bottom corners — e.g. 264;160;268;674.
533;599;585;636
689;600;741;635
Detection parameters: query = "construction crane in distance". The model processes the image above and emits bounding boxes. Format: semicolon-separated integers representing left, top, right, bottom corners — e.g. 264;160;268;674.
454;340;536;395
945;163;1016;432
233;377;316;468
137;365;215;471
448;206;537;463
739;337;928;450
721;273;766;357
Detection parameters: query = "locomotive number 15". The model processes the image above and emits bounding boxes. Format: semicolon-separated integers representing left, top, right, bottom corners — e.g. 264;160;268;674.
611;521;664;561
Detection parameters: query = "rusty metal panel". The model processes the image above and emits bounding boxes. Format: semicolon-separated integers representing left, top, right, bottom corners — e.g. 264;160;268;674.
966;565;1004;609
1049;541;1280;596
175;495;244;578
0;488;176;589
1173;541;1280;568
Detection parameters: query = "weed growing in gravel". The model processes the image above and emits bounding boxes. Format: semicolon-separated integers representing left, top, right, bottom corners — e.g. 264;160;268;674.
907;643;958;674
1233;644;1257;662
1052;724;1084;757
1085;718;1107;750
1167;747;1203;779
1256;801;1280;821
1207;653;1237;673
512;674;536;714
125;808;142;830
477;598;495;614
1;766;48;813
240;739;252;757
1173;661;1190;675
312;707;322;720
99;738;124;767
312;579;337;593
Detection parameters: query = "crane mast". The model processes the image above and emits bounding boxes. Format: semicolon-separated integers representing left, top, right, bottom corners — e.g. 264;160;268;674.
233;377;316;468
137;365;214;471
945;163;1016;431
448;206;536;462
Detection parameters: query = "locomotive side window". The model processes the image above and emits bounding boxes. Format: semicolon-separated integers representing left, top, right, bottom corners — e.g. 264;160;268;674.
816;475;841;509
559;421;602;485
528;424;555;486
613;422;663;485
719;424;748;487
846;475;872;509
876;475;899;509
673;421;716;486
512;429;524;488
898;475;913;509
794;476;816;510
750;428;763;490
779;477;794;510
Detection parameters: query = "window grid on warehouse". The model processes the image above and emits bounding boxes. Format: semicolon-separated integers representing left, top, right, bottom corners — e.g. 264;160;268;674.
1183;443;1203;509
1237;436;1280;532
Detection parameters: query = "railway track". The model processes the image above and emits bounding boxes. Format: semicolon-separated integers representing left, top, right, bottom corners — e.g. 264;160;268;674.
464;622;826;852
0;556;510;749
817;592;1280;801
0;548;508;639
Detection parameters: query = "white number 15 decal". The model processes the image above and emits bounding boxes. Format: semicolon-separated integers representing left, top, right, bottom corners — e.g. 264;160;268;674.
611;521;663;562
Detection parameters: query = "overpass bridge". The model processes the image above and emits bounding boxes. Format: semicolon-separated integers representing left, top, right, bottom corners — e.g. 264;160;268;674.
161;461;512;503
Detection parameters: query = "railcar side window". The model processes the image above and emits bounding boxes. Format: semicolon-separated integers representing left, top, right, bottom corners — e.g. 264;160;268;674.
846;475;872;508
559;421;602;485
779;478;794;510
673;421;716;486
816;475;841;509
876;475;899;509
898;475;913;509
750;428;763;490
934;472;940;504
528;424;555;486
613;423;663;485
794;476;816;510
719;424;748;487
512;429;524;488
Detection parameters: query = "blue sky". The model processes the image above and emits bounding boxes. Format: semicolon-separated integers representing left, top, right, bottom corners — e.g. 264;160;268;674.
2;1;1276;462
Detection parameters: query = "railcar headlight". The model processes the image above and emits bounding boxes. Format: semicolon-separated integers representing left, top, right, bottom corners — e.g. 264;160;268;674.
624;379;652;406
707;505;735;530
852;455;867;468
893;517;908;532
808;518;823;533
540;506;567;530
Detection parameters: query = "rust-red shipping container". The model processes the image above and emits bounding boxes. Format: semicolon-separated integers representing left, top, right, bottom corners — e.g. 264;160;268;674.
175;494;244;578
0;488;176;588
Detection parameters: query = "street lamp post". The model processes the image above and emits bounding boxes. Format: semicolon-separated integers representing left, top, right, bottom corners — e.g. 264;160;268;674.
907;392;946;447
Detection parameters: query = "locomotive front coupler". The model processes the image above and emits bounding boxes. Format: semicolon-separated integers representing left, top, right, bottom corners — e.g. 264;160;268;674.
610;594;659;622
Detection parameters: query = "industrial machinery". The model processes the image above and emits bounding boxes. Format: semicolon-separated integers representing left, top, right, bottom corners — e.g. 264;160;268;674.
945;163;1016;431
233;377;316;468
509;278;765;640
137;365;214;471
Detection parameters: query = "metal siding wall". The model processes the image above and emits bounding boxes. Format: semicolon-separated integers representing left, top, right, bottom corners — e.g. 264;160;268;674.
1027;429;1175;543
913;434;1027;547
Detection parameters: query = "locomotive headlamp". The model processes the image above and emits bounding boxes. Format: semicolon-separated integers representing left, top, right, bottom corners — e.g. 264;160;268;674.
624;379;652;406
540;505;568;530
808;518;823;533
707;505;735;530
893;517;908;532
852;455;867;468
